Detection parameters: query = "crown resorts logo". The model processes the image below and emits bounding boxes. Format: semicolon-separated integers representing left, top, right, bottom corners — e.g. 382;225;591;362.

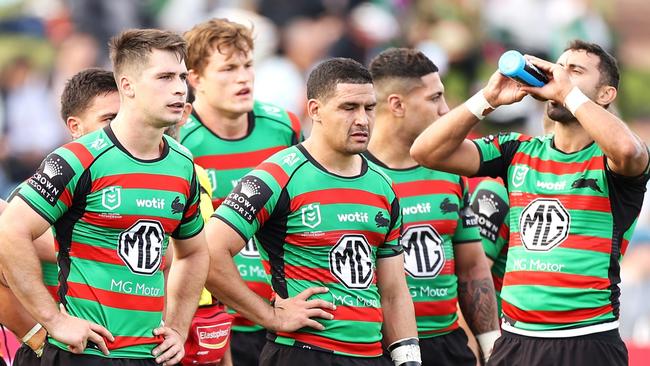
478;193;500;217
240;179;262;198
43;158;64;179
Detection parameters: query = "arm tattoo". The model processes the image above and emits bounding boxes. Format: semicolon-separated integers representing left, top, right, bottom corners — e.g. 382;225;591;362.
457;276;500;334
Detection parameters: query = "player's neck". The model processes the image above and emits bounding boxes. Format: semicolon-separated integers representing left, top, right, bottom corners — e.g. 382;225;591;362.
368;119;418;169
111;113;166;160
302;138;363;177
552;120;594;153
193;99;249;139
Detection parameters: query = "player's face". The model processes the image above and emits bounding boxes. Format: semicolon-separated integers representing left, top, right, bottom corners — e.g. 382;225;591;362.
317;83;376;155
69;91;120;139
547;49;604;123
402;72;449;141
191;46;254;117
134;49;188;128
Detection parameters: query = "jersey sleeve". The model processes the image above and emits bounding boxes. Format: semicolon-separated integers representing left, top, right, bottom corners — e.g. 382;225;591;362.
452;177;481;245
172;168;205;239
471;132;526;182
377;195;404;258
287;111;304;145
470;179;510;260
213;169;279;242
13;147;84;224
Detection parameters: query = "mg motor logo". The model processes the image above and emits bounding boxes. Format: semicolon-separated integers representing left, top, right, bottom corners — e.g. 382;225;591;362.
240;238;260;258
329;235;373;289
402;225;445;278
519;198;570;252
118;220;164;275
197;323;231;350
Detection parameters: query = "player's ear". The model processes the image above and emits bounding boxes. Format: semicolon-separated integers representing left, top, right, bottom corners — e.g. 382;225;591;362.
66;117;82;140
307;99;322;124
120;75;135;99
387;94;405;118
596;85;616;107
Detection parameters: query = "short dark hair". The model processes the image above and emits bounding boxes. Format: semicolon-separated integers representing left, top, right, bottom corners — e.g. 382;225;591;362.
370;48;438;82
307;58;373;101
109;28;187;76
565;40;619;89
60;68;117;122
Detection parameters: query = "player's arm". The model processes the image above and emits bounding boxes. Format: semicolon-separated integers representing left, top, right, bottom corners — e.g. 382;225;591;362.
411;71;527;176
455;242;500;361
1;198;55;263
0;197;113;354
154;229;209;366
522;55;649;177
205;218;334;332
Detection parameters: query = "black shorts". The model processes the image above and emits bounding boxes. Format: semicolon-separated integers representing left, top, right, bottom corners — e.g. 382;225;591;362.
488;329;628;366
259;341;392;366
418;328;477;366
230;329;267;366
13;344;41;366
41;342;158;366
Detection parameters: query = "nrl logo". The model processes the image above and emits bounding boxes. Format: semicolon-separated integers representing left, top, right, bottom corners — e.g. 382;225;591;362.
102;186;122;210
302;203;321;229
511;165;529;188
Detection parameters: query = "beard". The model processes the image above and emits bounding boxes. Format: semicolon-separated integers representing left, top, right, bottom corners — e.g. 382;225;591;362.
546;102;576;124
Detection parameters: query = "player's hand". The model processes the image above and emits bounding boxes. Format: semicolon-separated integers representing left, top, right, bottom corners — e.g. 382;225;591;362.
47;304;114;355
520;55;574;103
483;70;528;107
152;326;186;365
270;287;336;332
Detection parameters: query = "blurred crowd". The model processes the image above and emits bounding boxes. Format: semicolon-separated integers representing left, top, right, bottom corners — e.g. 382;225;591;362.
1;0;650;345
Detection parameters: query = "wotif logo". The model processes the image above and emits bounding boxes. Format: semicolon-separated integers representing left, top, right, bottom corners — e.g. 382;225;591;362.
136;198;165;209
536;180;566;190
337;212;368;223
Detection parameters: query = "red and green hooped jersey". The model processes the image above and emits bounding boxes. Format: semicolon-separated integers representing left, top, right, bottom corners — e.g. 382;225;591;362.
470;179;509;316
473;132;649;336
14;126;204;358
214;145;403;357
180;100;300;332
364;153;480;339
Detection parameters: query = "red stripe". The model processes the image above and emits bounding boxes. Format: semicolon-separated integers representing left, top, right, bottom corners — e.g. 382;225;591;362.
257;161;290;187
261;260;271;273
285;265;376;284
60;188;72;208
504;271;610;290
91;173;189;195
257;207;270;225
232;316;256;327
47;285;59;302
194;146;285;170
285;230;386;247
621;238;630;256
502;300;612;324
66;282;163;312
287;111;302;142
414;298;457;317
386;228;400;242
69;242;123;266
510;232;612;254
329;305;382;322
247;281;273;300
405;220;456;236
108;335;163;350
419;321;459;335
212;198;225;210
183;201;198;219
275;332;382;356
493;274;503;292
64;142;94;169
510;192;610;212
511;152;604;175
394;180;461;199
290;189;389;212
82;212;178;232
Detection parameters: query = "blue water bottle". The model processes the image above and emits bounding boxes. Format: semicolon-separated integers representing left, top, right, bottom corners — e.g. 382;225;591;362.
498;50;548;87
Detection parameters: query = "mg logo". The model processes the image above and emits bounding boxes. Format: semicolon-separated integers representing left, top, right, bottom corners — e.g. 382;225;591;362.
402;225;445;278
301;203;321;229
329;235;373;289
240;238;260;258
519;198;570;252
102;186;121;210
511;165;529;188
118;220;164;275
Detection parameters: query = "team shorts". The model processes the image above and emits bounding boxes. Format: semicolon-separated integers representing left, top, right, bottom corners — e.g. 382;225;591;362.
488;328;627;366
